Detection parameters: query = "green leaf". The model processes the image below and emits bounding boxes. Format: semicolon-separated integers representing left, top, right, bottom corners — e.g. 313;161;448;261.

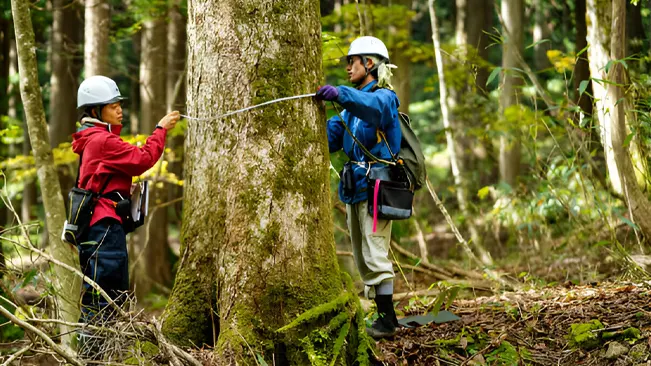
619;215;639;230
430;290;447;316
486;67;501;86
477;186;491;200
21;269;37;289
578;80;590;96
444;287;460;310
623;132;635;147
526;38;550;49
256;353;269;366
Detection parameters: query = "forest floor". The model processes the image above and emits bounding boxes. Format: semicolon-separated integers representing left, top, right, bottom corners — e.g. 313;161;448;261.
376;282;651;365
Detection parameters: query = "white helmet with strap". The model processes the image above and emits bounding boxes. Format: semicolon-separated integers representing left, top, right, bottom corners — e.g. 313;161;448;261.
77;75;126;109
347;36;390;63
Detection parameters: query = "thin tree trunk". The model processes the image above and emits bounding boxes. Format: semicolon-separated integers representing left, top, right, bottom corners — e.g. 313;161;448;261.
430;0;492;267
0;13;10;116
608;0;651;239
586;0;622;194
133;16;170;301
163;1;367;363
10;0;81;346
83;0;109;76
50;0;82;196
166;1;186;224
498;0;523;186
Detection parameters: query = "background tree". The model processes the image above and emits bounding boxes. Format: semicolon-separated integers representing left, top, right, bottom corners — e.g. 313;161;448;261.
49;0;82;194
10;0;80;345
498;0;524;186
162;0;367;363
132;7;170;301
84;0;109;76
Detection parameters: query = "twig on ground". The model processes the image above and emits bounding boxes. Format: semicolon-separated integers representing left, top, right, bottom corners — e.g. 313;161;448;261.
0;301;83;366
1;344;31;366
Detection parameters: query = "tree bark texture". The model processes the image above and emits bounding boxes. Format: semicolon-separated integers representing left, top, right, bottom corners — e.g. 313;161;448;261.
163;1;366;364
133;16;170;300
498;0;523;186
586;0;622;194
607;0;651;238
83;0;109;76
10;0;81;345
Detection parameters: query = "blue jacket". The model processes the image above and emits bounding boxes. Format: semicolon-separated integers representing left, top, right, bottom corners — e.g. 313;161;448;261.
326;81;402;204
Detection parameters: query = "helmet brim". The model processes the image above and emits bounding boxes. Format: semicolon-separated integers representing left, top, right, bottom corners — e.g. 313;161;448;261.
77;96;128;109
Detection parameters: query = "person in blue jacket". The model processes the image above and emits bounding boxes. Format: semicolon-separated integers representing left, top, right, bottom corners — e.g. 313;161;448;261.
316;36;402;339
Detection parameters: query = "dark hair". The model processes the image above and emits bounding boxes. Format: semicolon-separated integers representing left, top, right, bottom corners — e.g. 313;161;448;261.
77;105;104;123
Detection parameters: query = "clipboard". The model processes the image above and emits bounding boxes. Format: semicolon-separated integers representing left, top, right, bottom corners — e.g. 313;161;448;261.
130;181;149;227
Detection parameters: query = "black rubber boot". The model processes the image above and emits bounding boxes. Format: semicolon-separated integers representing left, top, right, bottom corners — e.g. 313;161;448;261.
366;294;398;339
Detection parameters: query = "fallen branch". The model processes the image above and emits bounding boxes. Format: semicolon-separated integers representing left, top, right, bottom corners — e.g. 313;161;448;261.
0;299;82;366
1;344;31;366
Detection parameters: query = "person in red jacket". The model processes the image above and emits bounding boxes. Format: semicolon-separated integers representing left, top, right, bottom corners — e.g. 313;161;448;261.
71;75;179;354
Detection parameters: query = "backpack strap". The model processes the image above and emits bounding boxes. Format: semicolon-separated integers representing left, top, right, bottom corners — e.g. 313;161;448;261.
331;102;396;166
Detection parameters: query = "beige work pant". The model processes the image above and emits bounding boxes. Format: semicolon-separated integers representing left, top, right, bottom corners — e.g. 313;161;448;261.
347;201;394;294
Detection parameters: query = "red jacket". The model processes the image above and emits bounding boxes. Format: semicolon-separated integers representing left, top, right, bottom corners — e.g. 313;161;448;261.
71;120;167;226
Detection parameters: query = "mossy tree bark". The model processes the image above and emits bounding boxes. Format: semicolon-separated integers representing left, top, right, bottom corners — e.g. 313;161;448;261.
11;0;80;346
587;0;647;195
607;0;651;239
162;1;368;364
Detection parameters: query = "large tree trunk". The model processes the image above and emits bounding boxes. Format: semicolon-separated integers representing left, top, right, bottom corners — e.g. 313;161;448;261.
10;0;81;346
50;0;82;196
466;0;491;90
162;1;365;363
431;0;492;266
132;16;170;301
608;0;651;239
498;0;523;186
83;0;109;76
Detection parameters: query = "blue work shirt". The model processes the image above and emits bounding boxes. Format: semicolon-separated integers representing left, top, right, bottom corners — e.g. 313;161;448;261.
326;80;402;204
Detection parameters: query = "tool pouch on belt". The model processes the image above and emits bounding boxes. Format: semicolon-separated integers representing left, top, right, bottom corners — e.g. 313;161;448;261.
61;153;112;245
340;162;356;198
366;165;413;221
113;195;137;234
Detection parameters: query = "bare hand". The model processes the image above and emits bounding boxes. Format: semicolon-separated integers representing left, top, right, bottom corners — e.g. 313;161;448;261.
158;111;181;130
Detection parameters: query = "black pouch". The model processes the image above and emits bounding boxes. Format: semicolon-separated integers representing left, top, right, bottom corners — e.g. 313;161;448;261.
367;165;414;220
341;162;356;198
62;187;98;245
114;197;136;234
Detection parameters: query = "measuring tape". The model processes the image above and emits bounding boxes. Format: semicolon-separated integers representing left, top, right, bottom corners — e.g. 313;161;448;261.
180;93;317;121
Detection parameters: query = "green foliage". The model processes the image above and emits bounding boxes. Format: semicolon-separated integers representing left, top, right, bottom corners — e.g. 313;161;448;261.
567;319;604;349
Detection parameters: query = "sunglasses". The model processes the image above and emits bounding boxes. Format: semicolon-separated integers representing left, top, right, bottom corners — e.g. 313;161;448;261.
346;56;361;66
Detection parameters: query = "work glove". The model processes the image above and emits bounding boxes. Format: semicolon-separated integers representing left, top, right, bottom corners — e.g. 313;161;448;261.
316;85;339;101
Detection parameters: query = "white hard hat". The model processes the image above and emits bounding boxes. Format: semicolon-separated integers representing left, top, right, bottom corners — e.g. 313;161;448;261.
77;75;126;109
347;36;390;62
